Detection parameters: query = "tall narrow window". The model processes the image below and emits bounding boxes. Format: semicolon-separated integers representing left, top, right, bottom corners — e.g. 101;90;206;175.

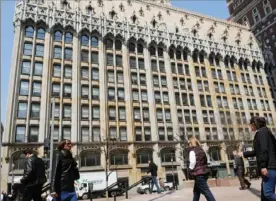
20;81;29;96
17;102;27;118
35;44;44;57
54;31;62;41
24;43;33;56
37;28;45;39
65;32;73;43
64;48;72;60
91;36;98;47
25;26;34;37
54;47;62;59
32;82;41;96
31;103;40;118
81;35;89;46
29;127;39;142
21;61;31;75
34;62;43;76
16;126;25;142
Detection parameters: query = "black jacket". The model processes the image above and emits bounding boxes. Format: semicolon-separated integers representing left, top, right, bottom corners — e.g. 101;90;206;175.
52;150;80;193
147;162;158;176
244;127;276;174
234;156;244;171
20;155;47;187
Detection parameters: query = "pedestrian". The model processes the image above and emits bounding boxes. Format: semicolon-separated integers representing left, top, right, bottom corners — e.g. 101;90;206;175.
233;150;251;190
240;116;276;201
147;160;161;194
188;136;216;201
20;149;47;201
159;178;165;190
51;139;80;201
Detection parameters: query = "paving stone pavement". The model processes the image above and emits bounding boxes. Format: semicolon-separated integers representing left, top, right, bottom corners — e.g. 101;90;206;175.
84;180;262;201
118;180;262;201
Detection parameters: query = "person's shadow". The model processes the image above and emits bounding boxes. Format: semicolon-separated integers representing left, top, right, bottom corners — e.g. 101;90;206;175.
248;188;261;199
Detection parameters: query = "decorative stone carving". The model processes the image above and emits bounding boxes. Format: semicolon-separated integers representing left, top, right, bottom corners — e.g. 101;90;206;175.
13;2;263;62
119;2;125;12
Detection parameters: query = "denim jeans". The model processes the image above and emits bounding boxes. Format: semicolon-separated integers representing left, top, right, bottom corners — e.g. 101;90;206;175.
262;169;276;201
193;174;216;201
54;191;77;201
151;176;161;193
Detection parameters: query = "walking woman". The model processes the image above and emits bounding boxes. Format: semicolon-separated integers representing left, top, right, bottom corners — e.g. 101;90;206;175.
51;139;80;201
188;137;216;201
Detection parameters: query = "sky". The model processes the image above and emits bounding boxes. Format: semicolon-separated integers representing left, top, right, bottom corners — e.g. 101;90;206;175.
0;0;229;123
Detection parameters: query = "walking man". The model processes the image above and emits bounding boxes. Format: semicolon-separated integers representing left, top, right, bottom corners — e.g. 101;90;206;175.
20;149;47;201
233;150;251;190
147;160;161;194
240;116;276;201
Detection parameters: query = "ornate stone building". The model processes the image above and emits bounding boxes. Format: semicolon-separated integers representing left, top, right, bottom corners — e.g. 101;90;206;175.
227;0;276;108
2;0;276;191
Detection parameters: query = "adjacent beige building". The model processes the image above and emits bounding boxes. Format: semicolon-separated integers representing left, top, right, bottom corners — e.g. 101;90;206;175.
2;0;276;191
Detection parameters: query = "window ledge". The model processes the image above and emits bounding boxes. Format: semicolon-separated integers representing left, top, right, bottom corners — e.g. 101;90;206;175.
161;162;180;167
79;166;104;172
137;164;149;168
110;165;131;170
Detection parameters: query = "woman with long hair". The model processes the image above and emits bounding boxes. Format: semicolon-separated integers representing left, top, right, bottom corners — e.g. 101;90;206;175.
188;136;216;201
51;139;80;201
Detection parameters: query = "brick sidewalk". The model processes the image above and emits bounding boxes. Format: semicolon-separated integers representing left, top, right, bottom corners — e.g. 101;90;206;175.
119;180;262;201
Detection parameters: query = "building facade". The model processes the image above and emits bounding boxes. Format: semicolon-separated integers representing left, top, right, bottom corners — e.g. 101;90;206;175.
227;0;276;105
2;0;276;191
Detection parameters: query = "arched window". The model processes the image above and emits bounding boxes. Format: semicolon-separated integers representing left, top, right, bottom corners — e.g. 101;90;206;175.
158;47;163;57
81;35;89;46
91;36;98;47
199;51;205;64
25;26;34;37
224;55;230;67
65;32;73;43
149;46;156;56
129;42;135;53
137;44;144;54
215;54;221;66
115;40;122;51
37;28;45;39
106;38;113;49
209;52;215;65
169;49;174;59
192;50;199;63
80;151;101;167
176;50;181;60
110;151;128;165
136;149;153;164
183;49;188;61
54;31;62;41
11;151;27;171
230;56;236;68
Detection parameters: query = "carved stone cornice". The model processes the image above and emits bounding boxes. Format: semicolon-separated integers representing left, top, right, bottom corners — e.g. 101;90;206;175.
14;2;263;63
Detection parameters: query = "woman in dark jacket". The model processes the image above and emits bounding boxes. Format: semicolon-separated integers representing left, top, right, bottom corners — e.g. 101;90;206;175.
51;139;80;201
242;116;276;201
188;137;216;201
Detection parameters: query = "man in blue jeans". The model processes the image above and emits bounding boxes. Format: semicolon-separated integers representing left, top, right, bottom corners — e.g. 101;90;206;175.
241;117;276;201
147;160;161;194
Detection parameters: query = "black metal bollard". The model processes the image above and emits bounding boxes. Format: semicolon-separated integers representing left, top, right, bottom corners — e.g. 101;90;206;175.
114;195;117;201
125;186;128;199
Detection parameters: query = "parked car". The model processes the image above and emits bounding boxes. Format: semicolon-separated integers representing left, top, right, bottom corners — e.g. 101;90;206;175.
136;181;173;194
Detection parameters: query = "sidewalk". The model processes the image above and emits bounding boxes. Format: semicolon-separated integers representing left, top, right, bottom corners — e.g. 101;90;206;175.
119;180;262;201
